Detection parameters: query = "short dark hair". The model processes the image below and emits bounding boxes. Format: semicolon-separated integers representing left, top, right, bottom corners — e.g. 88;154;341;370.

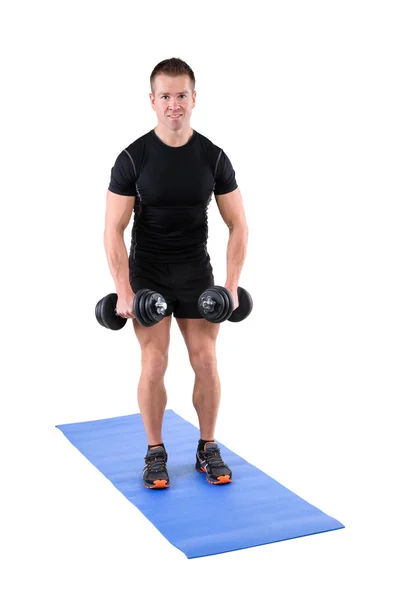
150;57;195;95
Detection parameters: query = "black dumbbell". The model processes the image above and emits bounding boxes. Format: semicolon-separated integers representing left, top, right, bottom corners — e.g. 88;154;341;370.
95;289;168;330
197;286;253;323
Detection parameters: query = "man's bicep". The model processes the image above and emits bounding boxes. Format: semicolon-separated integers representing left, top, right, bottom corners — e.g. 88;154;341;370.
215;187;247;230
104;189;135;232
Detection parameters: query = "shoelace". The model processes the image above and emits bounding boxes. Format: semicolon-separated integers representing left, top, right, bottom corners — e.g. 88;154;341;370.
200;447;225;468
145;450;167;473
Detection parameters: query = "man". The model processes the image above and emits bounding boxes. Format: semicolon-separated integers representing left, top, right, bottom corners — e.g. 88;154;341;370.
104;57;248;489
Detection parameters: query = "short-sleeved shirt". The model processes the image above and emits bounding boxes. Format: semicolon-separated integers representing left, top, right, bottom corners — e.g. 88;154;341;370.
108;128;238;263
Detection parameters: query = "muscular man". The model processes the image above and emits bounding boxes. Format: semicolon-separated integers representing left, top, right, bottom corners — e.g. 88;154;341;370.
104;57;248;489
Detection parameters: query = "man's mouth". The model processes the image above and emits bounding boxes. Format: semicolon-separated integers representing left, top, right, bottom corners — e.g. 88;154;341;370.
168;114;182;119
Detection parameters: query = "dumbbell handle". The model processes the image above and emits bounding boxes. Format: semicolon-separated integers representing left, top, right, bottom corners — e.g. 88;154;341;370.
114;294;167;316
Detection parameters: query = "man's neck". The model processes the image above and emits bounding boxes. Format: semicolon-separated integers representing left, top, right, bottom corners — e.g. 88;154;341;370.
154;124;193;147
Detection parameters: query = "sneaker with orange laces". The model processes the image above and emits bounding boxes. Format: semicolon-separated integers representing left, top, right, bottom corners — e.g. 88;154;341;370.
143;446;170;489
195;442;232;485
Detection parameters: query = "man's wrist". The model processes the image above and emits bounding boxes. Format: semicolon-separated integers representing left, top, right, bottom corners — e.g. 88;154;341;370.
116;282;133;297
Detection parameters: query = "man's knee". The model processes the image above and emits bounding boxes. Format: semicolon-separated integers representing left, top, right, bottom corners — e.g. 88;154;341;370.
190;349;218;376
142;351;168;380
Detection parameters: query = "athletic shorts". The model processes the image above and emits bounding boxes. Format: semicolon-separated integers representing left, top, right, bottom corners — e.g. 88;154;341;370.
129;255;215;319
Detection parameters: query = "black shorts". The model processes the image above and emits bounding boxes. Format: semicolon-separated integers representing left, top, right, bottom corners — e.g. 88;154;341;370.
129;255;215;319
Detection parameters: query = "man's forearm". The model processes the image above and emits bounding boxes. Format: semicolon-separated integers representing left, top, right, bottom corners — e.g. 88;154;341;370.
104;229;132;296
225;225;249;288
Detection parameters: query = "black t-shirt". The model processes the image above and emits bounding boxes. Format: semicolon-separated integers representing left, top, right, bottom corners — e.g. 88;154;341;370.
108;128;238;263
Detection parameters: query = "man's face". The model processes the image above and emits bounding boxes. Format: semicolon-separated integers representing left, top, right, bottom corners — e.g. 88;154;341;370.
150;74;196;131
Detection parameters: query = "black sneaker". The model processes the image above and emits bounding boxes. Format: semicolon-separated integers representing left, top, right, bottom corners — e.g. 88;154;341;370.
195;442;232;484
143;446;170;489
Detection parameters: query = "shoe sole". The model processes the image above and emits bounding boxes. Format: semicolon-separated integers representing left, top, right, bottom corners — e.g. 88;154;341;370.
143;479;170;489
196;466;232;485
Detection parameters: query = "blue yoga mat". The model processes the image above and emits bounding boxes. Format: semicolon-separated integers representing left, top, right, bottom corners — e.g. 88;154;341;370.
56;409;344;558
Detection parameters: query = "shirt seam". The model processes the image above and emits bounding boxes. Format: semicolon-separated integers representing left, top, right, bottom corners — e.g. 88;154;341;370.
123;149;137;178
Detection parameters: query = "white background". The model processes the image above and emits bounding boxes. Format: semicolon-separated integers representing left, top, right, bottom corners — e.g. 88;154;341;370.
1;1;398;598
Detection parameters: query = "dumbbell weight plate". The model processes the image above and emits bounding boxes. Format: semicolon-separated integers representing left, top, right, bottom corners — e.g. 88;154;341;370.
141;289;160;327
95;297;106;327
213;286;235;323
200;286;226;322
140;290;157;327
198;287;225;322
137;289;151;326
228;287;253;323
208;286;229;323
145;292;167;325
97;293;127;330
133;289;152;327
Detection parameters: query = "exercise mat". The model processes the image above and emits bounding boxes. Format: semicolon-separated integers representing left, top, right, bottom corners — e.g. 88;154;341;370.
56;409;344;558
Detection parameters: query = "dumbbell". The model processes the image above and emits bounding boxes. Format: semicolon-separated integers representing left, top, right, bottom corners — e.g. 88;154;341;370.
197;286;253;323
95;288;168;330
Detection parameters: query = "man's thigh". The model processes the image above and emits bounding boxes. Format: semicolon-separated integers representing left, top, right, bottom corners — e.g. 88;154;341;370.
132;314;172;354
176;317;220;355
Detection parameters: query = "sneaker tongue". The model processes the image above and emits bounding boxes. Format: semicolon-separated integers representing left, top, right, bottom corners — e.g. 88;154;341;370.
204;442;218;451
149;446;164;454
